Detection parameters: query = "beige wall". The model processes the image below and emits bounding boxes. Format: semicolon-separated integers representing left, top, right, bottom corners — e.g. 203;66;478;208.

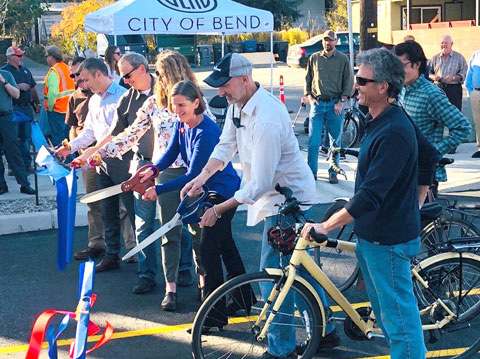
392;27;480;61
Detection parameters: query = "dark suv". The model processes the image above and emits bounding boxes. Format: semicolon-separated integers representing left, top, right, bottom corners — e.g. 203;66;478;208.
287;32;360;68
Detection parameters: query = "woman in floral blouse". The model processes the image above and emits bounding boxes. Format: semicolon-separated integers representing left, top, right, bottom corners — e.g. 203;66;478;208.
95;50;214;310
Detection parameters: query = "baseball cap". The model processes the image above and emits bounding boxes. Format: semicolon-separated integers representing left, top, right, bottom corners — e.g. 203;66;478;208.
321;30;337;40
6;46;25;56
204;53;253;88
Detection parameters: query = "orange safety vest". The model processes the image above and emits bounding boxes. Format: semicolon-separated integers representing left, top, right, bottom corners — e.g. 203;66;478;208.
43;62;75;114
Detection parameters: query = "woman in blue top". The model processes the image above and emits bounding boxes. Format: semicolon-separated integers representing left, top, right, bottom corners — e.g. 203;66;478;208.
142;80;254;328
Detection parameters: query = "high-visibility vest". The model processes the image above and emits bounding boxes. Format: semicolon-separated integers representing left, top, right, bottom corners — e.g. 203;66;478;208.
43;61;75;114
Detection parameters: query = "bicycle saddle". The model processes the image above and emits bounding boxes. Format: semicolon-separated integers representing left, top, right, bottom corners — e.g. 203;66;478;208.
420;202;443;220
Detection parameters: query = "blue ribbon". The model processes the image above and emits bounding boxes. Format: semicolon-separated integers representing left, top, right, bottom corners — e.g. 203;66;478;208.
73;260;95;359
46;315;70;359
31;121;48;151
13;110;33;123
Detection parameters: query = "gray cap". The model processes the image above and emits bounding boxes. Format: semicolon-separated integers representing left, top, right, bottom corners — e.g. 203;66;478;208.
204;53;252;87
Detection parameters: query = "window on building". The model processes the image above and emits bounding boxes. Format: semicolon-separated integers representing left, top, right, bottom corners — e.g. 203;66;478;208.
401;6;442;29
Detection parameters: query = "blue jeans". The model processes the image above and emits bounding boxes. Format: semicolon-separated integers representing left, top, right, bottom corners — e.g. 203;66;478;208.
179;226;193;272
307;100;343;177
46;111;70;147
134;159;157;281
356;237;427;359
260;213;335;357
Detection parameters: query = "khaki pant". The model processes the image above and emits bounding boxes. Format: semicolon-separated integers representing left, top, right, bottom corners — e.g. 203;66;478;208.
470;90;480;148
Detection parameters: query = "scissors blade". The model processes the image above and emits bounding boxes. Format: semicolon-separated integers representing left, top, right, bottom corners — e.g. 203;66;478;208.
80;184;123;203
122;213;182;261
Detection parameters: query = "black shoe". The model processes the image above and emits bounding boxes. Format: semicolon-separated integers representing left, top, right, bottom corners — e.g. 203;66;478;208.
296;330;340;355
0;187;8;195
74;247;105;260
95;257;119;272
328;172;338;184
161;292;177;311
262;350;297;359
132;277;156;294
177;270;193;287
20;186;36;195
472;151;480;158
320;146;328;155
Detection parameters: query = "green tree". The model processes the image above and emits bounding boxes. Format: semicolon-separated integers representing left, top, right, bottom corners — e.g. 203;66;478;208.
325;0;348;32
2;0;44;44
236;0;303;30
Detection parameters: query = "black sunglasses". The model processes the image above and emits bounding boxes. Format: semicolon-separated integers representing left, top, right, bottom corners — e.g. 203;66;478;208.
114;51;121;55
13;54;23;58
232;108;244;129
69;72;81;79
356;76;376;86
123;66;139;80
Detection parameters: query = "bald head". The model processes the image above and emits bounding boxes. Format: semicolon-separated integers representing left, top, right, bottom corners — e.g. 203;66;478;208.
440;35;453;55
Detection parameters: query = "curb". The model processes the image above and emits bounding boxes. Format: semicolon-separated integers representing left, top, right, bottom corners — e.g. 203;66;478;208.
0;203;88;236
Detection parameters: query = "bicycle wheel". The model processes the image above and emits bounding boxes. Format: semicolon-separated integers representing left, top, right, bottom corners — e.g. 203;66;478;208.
341;115;359;149
412;254;480;358
317;200;360;292
191;271;323;359
420;217;480;260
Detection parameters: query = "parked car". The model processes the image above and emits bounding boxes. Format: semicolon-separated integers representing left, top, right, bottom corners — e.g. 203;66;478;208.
287;32;360;68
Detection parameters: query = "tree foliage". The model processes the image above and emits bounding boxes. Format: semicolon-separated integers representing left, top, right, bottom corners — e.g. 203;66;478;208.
51;0;113;54
2;0;44;44
235;0;303;30
325;0;348;32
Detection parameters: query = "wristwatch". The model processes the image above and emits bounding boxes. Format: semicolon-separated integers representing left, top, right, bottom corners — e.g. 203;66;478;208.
1;79;6;85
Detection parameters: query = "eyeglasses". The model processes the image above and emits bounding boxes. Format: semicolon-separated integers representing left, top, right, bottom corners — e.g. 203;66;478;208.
122;66;138;80
13;54;23;58
114;51;121;55
356;76;377;86
69;72;81;79
402;61;412;68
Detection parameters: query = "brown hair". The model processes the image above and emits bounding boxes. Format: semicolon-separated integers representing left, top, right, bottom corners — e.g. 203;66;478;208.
171;80;206;115
105;45;120;75
154;50;199;111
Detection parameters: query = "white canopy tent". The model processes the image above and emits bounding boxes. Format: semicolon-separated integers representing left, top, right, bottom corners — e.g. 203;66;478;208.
84;0;275;90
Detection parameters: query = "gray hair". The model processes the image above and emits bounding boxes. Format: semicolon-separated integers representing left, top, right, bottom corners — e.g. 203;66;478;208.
356;48;405;99
45;45;63;62
79;57;108;76
118;52;148;71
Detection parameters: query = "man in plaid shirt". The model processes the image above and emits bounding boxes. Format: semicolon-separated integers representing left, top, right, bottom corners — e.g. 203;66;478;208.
394;41;471;194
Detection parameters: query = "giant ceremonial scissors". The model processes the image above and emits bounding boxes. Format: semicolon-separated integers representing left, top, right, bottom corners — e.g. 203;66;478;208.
80;164;159;203
122;186;212;261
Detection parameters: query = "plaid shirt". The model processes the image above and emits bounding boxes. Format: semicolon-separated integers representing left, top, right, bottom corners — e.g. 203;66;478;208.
428;50;468;85
399;75;471;182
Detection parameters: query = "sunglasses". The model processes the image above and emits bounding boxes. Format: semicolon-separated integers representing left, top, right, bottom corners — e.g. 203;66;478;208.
232;109;244;129
114;51;121;55
356;76;376;86
13;54;23;58
122;66;138;80
69;72;81;79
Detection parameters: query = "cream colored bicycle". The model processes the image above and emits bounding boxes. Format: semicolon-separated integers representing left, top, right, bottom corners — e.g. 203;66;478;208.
191;184;480;359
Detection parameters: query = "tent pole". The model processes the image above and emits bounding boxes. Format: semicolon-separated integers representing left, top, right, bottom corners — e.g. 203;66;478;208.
347;0;354;73
270;31;273;93
114;35;117;46
221;34;225;57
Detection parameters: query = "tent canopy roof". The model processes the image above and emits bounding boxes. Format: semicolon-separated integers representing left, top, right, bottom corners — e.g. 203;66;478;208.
85;0;274;35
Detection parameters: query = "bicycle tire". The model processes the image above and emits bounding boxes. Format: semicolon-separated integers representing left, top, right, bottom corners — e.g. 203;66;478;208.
419;217;480;261
318;200;360;292
412;254;480;358
341;115;359;149
191;271;323;359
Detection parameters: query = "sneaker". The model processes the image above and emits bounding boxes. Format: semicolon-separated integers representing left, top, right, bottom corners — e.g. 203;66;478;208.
328;172;338;184
177;269;194;287
472;151;480;158
73;247;105;260
262;350;297;359
296;330;340;355
132;277;156;294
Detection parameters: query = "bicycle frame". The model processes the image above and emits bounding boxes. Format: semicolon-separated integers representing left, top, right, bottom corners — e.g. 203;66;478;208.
253;236;478;342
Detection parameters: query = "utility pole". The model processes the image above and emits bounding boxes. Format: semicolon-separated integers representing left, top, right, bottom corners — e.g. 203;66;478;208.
360;0;378;50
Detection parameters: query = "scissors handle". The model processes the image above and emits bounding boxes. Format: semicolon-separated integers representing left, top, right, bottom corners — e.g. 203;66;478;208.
177;185;212;223
121;164;160;195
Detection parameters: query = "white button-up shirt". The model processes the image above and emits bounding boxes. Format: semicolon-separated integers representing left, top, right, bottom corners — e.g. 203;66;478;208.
69;81;127;153
211;85;315;226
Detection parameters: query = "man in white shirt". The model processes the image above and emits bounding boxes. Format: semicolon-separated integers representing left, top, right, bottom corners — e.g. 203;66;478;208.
182;53;337;359
55;58;135;273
